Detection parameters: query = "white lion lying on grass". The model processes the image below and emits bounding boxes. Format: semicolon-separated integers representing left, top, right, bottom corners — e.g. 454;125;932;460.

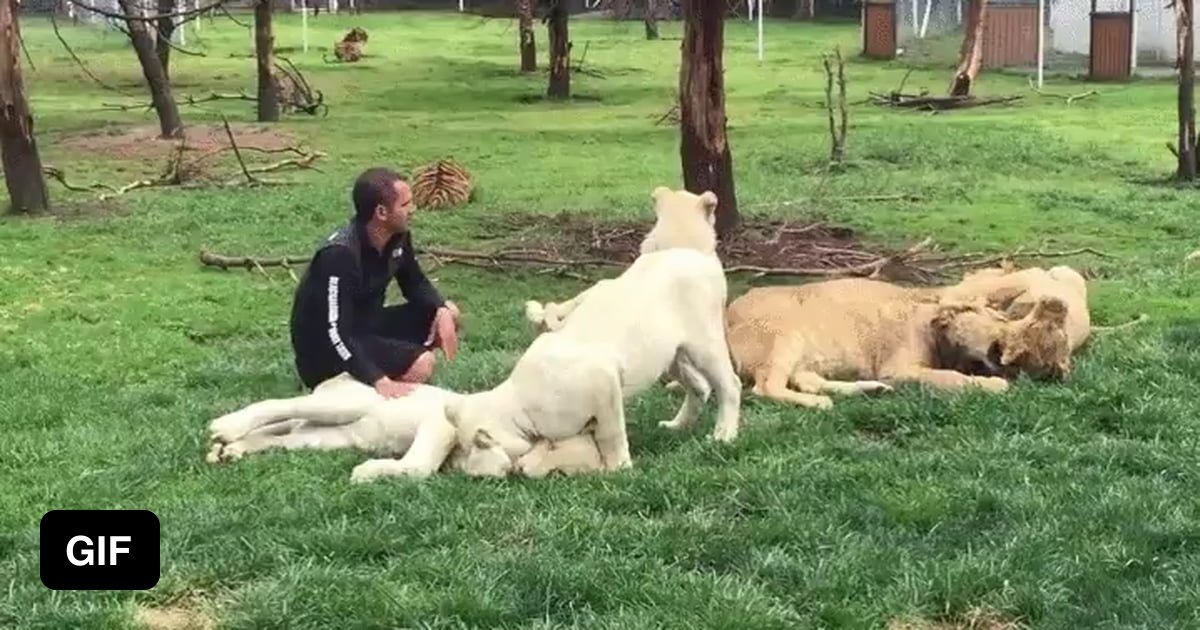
206;373;601;479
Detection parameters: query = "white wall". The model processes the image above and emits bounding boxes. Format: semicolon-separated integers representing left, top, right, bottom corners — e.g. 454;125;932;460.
1049;0;1197;62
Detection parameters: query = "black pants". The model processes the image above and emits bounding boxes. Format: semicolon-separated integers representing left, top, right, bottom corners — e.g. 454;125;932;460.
294;303;437;389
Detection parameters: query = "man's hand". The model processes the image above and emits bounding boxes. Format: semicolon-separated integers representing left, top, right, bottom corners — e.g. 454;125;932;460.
375;376;417;398
426;302;460;361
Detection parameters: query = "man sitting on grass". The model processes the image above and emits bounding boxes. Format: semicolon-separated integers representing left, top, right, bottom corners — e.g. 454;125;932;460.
289;166;461;397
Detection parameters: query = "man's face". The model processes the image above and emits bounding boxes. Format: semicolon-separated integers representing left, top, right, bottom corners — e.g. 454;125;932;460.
376;180;415;232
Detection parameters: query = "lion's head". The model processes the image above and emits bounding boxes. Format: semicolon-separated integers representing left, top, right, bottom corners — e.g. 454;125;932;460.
932;295;1072;382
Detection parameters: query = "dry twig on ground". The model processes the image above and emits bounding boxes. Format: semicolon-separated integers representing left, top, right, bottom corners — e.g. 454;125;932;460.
1028;80;1098;106
100;91;257;112
654;102;680;126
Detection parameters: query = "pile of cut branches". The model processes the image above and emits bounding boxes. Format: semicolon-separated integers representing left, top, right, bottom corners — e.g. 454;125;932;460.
45;118;325;199
868;70;1022;111
198;214;1114;286
869;90;1023;111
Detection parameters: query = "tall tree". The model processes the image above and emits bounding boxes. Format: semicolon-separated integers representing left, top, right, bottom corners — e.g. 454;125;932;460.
679;0;738;235
1174;0;1196;181
518;0;537;72
949;0;987;97
644;0;659;39
0;0;49;213
255;0;280;121
156;0;176;81
117;0;183;138
546;0;570;99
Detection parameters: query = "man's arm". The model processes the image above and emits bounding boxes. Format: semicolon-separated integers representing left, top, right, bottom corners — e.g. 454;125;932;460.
394;233;445;310
312;248;387;386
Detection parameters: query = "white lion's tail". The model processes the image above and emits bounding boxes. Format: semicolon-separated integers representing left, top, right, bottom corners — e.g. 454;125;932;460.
525;300;548;327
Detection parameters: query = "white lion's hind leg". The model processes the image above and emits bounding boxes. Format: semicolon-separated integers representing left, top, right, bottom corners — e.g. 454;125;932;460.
219;423;368;463
209;382;378;444
660;356;711;433
349;415;456;483
683;331;743;443
590;368;632;472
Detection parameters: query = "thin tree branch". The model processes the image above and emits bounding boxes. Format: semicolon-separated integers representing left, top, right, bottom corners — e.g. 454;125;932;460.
151;25;207;57
19;31;35;72
50;12;128;94
217;3;251;28
221;115;257;184
99;91;256;111
64;0;227;23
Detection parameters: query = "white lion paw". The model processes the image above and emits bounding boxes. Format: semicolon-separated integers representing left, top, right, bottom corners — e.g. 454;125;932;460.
350;458;431;483
859;381;894;395
973;376;1010;393
208;412;256;445
205;442;225;465
709;422;739;443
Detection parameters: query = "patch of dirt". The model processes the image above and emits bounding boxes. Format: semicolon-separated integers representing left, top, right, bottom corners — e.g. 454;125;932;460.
55;123;297;162
886;607;1025;630
134;603;216;630
477;211;895;274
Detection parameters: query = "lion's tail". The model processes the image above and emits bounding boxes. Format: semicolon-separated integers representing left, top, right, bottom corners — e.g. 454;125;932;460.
1093;313;1150;333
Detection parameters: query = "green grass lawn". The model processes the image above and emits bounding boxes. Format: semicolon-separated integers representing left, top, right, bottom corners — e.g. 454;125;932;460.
2;10;1199;629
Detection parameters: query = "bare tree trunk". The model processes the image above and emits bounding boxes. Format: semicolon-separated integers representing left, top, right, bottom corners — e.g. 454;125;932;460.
1175;0;1196;181
949;0;987;97
256;0;280;122
0;0;48;213
644;0;660;39
156;0;175;81
518;0;536;72
680;0;738;236
547;0;570;99
118;0;183;138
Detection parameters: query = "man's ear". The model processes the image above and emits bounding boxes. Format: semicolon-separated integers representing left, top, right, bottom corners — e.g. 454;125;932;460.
473;428;497;450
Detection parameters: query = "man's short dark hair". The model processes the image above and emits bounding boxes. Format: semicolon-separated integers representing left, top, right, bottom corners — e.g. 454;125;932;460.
352;167;406;222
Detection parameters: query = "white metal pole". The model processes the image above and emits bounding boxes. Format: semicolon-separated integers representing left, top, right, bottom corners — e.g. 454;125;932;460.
748;0;754;20
459;0;464;10
1129;0;1137;72
757;0;763;60
911;0;918;33
302;0;308;52
1037;0;1044;87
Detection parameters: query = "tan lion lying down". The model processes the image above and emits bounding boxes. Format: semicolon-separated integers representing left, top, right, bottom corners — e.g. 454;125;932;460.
725;276;1074;409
